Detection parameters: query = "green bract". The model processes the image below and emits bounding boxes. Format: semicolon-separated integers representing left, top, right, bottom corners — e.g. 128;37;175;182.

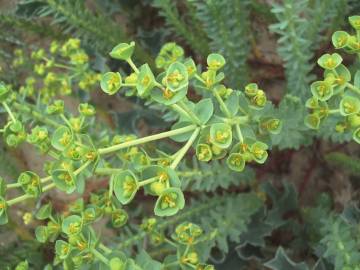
353;127;360;144
207;53;226;71
226;153;245;172
317;53;342;70
142;165;180;196
154;187;185;217
349;16;360;30
210;123;232;149
136;64;155;97
109;41;135;61
155;42;184;69
51;126;73;151
100;72;122;95
55;240;72;260
332;31;350;49
0;196;8;225
196;143;212;162
305;114;321;129
165;62;188;92
35;226;49;243
113;170;139;204
18;171;42;197
310;81;333;101
259;118;282;135
340;95;360;116
52;169;76;194
62;215;82;235
172;222;203;245
46;100;64;115
250;141;268;164
111;209;128;228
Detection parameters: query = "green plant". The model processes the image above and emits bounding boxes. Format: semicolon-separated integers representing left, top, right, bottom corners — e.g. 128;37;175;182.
0;34;281;268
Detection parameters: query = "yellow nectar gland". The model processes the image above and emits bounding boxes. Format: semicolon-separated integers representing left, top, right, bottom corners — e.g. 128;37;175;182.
0;202;5;210
142;75;150;87
68;222;80;234
60;132;71;146
158;172;169;182
337;36;347;46
162;194;176;208
61;244;70;255
123;176;136;194
344;102;356;114
325;58;336;69
37;130;47;140
253;148;265;159
215;131;229;143
231;155;243;166
198;146;210;160
77;241;87;251
240;143;248;153
162;88;175;100
109;75;120;90
209;60;221;69
31;176;39;187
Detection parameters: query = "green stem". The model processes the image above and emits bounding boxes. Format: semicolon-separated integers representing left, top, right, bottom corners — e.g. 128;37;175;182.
178;101;202;125
92;248;109;265
127;58;139;74
170;128;200;169
138;176;159;187
13;102;60;127
164;238;178;248
194;74;205;84
7;183;55;206
328;109;340;114
74;160;92;176
60;114;71;127
2;102;16;122
98;125;197;155
170;104;195;122
235;124;244;143
213;91;231;118
95;168;123;175
6;183;21;189
98;243;112;254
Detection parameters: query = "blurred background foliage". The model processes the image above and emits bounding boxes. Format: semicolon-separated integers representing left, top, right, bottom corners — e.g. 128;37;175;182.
1;0;360;269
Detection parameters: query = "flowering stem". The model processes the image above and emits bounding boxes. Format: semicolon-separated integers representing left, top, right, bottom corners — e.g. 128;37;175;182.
178;101;202;125
2;102;16;122
235;124;244;143
13;102;60;127
138;176;159;187
127;58;139;74
95;168;123;175
170;128;200;169
213;91;231;118
91;248;109;265
98;125;197;155
170;104;196;123
6;162;90;206
98;243;112;254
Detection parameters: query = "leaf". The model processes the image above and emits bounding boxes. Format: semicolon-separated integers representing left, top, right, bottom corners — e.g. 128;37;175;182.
135;250;163;270
264;247;309;270
194;98;214;124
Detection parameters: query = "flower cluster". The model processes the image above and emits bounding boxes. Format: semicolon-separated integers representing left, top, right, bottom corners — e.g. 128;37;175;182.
12;38;100;103
305;16;360;143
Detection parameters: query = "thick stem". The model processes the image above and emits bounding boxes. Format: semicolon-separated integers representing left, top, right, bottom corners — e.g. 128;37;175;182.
95;168;123;175
235;124;244;143
92;248;109;265
170;128;200;169
98;125;197;155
